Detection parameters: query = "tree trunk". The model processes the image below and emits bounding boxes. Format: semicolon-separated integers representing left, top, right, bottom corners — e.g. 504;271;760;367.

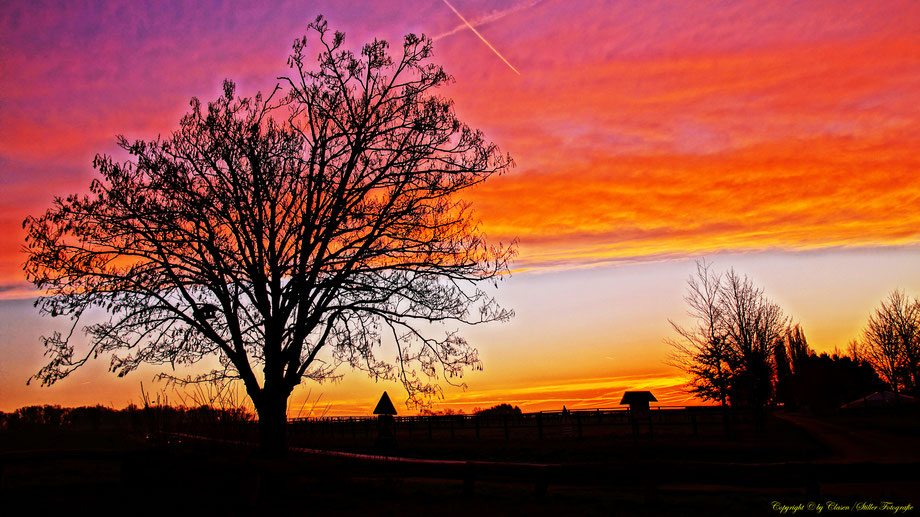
256;392;288;458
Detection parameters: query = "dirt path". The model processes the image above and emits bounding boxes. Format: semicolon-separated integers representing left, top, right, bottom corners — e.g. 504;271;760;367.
775;411;920;462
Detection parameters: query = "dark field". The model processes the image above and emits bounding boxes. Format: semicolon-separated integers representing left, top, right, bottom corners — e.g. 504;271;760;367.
2;408;919;516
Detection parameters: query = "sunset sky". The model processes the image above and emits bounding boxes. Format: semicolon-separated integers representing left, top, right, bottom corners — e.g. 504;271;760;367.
2;0;920;415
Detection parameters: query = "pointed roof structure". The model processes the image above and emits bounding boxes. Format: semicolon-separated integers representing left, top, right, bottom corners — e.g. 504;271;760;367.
373;391;398;415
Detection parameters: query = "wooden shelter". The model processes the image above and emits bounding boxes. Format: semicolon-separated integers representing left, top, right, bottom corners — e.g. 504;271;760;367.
620;391;658;418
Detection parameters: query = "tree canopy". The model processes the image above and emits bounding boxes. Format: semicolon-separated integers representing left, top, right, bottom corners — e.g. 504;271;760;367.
23;16;515;454
668;260;788;409
861;289;920;394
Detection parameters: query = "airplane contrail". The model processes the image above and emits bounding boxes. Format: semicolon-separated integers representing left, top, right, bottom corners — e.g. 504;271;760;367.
434;0;541;40
440;0;521;76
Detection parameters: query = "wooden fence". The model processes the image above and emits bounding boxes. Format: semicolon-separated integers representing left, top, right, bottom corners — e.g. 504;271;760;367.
130;405;751;448
284;406;745;443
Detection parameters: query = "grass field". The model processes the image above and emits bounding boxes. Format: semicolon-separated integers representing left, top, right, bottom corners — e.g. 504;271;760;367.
2;409;918;516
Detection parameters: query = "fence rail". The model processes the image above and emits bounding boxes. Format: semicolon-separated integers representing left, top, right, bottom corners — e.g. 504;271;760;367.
122;405;749;448
286;405;740;440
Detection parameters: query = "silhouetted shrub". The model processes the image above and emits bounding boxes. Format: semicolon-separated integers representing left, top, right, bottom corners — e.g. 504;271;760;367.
476;404;522;416
790;353;886;414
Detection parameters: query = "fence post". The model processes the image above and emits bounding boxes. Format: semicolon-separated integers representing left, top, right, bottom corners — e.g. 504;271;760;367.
630;408;639;442
475;416;480;439
503;414;509;440
537;412;543;440
576;412;583;438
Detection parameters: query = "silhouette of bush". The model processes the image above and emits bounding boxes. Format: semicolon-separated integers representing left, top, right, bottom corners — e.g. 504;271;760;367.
789;352;886;414
475;404;522;416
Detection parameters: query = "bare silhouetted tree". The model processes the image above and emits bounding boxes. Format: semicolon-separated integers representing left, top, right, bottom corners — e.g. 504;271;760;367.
668;261;788;412
23;16;515;455
721;268;788;410
861;289;920;394
667;260;732;406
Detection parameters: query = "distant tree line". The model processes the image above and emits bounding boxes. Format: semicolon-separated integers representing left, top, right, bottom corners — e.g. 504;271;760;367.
417;404;522;416
668;260;893;414
0;403;253;432
2;402;527;430
419;407;467;416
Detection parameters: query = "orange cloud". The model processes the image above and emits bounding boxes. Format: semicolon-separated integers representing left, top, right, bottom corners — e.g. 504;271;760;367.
443;29;920;270
470;133;920;270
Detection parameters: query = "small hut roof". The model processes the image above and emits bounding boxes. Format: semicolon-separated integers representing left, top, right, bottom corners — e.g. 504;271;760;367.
373;391;398;415
620;391;658;404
